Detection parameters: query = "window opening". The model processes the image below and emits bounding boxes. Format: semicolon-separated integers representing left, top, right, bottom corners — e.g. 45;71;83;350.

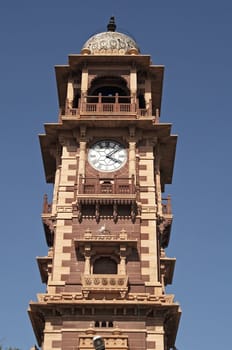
93;257;117;274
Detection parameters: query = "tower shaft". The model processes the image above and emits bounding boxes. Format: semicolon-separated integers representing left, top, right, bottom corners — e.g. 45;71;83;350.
28;21;181;350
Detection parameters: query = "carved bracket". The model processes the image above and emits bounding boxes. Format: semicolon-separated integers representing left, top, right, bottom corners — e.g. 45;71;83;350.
157;216;172;249
74;200;137;223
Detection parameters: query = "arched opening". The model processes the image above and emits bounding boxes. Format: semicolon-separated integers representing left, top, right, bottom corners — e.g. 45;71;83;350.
88;76;130;104
93;257;117;274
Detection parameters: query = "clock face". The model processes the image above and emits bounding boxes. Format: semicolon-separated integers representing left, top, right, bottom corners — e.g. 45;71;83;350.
88;140;127;172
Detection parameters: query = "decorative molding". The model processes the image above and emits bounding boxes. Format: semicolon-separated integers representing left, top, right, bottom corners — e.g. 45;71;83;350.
37;292;176;305
56;206;73;213
81;274;128;298
141;206;157;213
79;334;128;350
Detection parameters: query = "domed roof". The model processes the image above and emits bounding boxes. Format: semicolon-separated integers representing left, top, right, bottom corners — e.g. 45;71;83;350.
81;17;140;55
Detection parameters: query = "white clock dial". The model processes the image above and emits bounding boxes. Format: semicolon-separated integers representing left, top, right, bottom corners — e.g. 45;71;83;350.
88;140;127;172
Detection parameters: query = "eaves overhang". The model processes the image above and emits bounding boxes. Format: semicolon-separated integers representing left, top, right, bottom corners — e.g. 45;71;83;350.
39;120;176;186
28;295;181;347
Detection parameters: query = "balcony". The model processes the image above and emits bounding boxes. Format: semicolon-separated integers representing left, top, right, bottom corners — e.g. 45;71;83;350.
41;194;54;247
162;195;172;216
60;94;159;121
77;175;137;203
76;176;138;222
81;274;128;298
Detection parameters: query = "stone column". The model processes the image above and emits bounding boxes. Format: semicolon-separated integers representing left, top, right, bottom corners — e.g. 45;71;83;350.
84;244;91;274
119;245;127;274
129;141;136;179
145;78;152;112
155;145;162;217
84;255;91;274
52;165;61;215
50;145;61;215
79;140;86;178
130;66;137;104
81;66;88;95
66;80;74;108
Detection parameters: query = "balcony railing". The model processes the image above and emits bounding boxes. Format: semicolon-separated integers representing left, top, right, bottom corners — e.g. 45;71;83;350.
81;274;128;298
162;195;172;215
78;175;136;195
61;93;155;119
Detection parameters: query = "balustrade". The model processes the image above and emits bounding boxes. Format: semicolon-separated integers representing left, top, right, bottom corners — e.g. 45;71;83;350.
62;93;151;117
78;175;135;195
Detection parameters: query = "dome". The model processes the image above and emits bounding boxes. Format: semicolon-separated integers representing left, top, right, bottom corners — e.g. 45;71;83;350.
81;17;140;55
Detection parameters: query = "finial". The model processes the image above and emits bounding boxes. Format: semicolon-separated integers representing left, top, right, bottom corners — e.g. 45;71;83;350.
107;16;116;32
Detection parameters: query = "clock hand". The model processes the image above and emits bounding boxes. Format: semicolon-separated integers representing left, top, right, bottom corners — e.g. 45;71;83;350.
107;155;122;164
107;148;119;157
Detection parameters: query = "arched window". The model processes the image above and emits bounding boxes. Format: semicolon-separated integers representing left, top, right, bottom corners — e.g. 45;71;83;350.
93;257;117;274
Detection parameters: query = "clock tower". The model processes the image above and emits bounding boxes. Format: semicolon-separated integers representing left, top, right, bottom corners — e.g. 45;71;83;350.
28;17;181;350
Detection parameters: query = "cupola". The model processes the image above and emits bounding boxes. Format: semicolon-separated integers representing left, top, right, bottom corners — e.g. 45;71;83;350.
81;17;140;55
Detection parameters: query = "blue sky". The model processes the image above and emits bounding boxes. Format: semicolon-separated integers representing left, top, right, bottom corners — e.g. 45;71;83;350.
0;1;231;349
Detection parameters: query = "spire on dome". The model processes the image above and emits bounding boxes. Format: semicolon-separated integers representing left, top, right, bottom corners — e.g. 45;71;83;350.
107;16;116;32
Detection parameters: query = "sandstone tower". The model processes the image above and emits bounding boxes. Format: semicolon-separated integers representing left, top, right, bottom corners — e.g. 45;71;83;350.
28;17;181;350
